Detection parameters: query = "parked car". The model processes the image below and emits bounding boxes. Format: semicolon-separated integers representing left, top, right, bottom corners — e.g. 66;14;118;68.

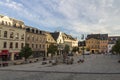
84;52;90;55
67;53;74;56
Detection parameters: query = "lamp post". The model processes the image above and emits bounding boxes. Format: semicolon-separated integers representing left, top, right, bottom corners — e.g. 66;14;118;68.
81;34;85;60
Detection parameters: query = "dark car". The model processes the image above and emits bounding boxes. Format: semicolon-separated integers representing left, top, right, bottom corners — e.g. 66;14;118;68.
68;53;74;56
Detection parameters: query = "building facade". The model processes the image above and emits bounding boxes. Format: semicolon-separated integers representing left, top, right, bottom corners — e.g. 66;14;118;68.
86;34;108;54
44;32;56;56
62;33;78;51
108;36;120;53
0;15;25;61
51;31;78;52
25;26;47;58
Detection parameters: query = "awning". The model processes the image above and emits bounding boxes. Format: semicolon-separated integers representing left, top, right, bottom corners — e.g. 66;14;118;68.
0;50;9;55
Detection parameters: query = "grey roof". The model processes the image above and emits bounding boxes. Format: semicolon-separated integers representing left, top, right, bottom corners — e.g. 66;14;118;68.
86;34;108;40
50;32;60;41
108;36;120;44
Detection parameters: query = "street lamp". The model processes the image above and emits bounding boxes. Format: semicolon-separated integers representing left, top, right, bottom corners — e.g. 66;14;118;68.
81;34;85;60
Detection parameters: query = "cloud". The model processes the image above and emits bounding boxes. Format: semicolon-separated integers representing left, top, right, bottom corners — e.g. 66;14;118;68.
0;0;120;39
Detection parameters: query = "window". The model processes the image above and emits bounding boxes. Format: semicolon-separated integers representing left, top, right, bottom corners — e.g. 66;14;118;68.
21;43;24;48
15;43;18;48
10;42;13;48
36;37;38;41
10;32;14;38
43;45;45;48
0;30;1;37
4;31;7;38
15;33;19;39
32;44;34;48
9;22;11;26
36;44;38;48
39;44;41;48
32;36;34;41
27;35;30;40
21;34;24;40
3;42;7;48
5;21;7;25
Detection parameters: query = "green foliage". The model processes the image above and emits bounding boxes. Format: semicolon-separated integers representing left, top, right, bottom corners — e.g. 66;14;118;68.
81;47;85;50
64;45;70;53
19;45;32;60
112;39;120;54
72;47;79;52
86;48;90;51
47;44;57;56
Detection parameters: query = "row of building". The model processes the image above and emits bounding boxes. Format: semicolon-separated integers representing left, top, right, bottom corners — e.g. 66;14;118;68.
0;15;119;61
0;15;78;61
79;34;120;54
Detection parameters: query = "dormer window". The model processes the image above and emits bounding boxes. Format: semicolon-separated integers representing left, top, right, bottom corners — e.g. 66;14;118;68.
5;21;7;25
22;25;25;29
36;30;38;34
26;28;30;32
32;29;34;33
9;22;11;26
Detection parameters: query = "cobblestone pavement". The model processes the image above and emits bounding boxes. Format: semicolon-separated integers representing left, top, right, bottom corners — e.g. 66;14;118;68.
0;54;120;80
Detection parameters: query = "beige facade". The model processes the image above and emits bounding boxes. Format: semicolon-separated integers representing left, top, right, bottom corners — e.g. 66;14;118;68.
45;32;56;48
44;32;57;56
25;27;47;57
62;33;78;51
86;38;108;53
0;15;25;61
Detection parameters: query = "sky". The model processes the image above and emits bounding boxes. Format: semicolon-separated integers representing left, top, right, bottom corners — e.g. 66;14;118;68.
0;0;120;39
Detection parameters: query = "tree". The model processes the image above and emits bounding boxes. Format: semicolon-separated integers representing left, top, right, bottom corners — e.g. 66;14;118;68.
86;48;90;51
64;45;70;54
19;45;32;61
72;47;79;53
112;39;120;54
47;44;58;57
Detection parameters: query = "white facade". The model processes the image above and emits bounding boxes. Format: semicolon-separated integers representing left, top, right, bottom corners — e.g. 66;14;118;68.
0;15;25;61
56;32;64;44
108;44;114;53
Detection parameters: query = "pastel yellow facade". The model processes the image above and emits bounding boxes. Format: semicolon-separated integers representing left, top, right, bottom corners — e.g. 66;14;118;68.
86;38;108;53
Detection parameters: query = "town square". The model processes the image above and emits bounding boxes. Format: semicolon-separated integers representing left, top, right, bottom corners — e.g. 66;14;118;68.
0;0;120;80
